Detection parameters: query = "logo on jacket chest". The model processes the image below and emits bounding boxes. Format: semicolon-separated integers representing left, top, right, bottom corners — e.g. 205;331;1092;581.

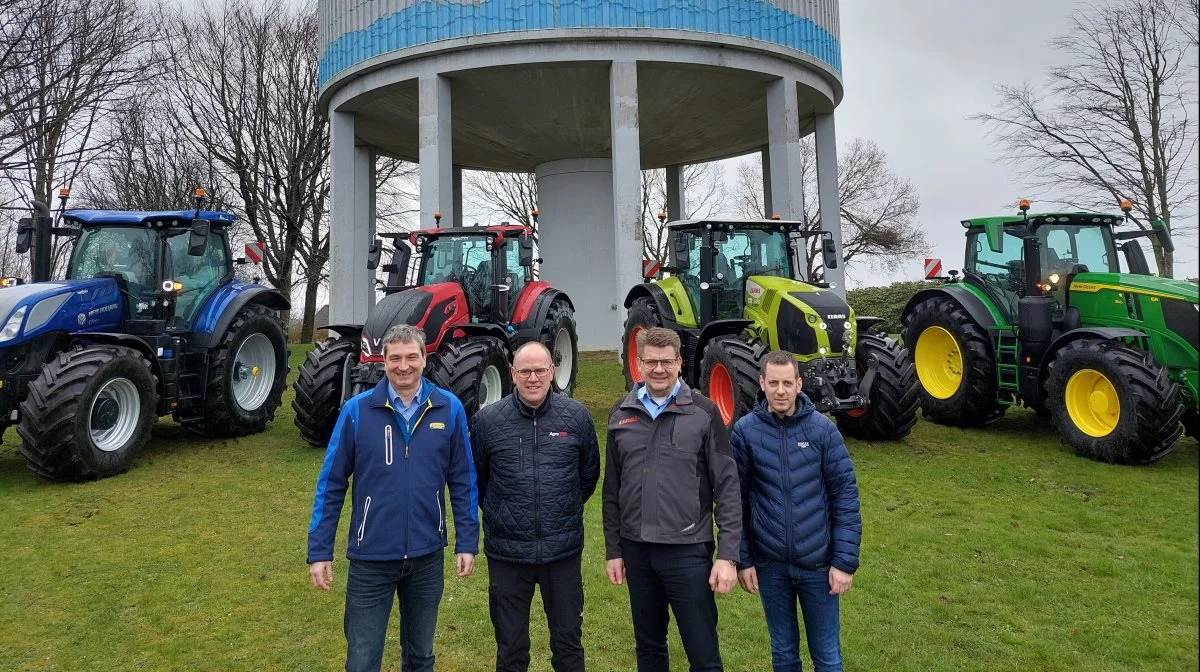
618;416;638;425
549;431;570;437
798;441;809;449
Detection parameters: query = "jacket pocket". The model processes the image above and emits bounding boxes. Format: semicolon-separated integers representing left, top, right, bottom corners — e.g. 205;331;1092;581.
356;495;373;547
436;491;444;534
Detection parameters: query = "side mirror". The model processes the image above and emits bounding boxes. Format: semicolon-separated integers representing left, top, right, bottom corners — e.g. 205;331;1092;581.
188;219;209;256
1151;218;1175;253
15;218;32;254
1120;240;1151;275
671;235;689;272
519;235;534;267
822;237;839;270
387;242;412;287
367;239;382;270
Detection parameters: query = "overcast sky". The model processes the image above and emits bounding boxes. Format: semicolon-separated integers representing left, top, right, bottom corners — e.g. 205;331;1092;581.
828;0;1199;287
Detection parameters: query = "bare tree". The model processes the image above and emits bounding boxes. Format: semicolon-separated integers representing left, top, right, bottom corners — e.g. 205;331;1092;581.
166;0;329;337
733;139;927;280
463;170;539;228
640;163;726;262
974;0;1197;277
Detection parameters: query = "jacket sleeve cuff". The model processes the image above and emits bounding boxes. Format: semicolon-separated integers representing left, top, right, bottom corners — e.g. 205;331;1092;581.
832;560;857;574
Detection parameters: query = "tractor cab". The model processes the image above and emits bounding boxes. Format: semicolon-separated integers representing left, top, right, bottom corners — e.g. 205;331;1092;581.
411;225;533;324
662;219;834;325
63;211;233;330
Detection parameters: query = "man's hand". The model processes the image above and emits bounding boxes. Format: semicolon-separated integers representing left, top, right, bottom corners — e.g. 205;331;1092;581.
309;561;333;590
606;558;626;586
737;567;759;595
708;559;737;594
456;553;475;577
829;566;853;595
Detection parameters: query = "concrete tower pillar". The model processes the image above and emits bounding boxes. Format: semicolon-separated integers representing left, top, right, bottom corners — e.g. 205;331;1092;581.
329;110;374;324
419;74;454;229
665;163;686;222
610;60;643;339
814;112;846;294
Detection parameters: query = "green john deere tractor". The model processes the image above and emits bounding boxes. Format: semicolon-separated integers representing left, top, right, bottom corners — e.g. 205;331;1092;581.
902;202;1198;464
622;218;919;440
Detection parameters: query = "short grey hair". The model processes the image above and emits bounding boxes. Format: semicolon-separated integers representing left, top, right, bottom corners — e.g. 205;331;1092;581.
381;324;426;355
759;349;800;377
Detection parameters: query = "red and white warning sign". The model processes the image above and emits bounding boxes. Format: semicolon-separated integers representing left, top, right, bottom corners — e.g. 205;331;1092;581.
642;258;661;278
924;258;943;279
245;241;265;263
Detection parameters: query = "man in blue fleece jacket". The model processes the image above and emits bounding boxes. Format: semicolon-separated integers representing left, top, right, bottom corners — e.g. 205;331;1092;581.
731;349;862;672
307;324;479;672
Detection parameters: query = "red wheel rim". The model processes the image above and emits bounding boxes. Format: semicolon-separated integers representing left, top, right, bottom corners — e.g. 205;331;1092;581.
627;326;643;383
709;363;735;425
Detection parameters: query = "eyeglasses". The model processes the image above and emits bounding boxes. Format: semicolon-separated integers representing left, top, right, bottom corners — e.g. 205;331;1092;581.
515;367;552;379
638;357;677;370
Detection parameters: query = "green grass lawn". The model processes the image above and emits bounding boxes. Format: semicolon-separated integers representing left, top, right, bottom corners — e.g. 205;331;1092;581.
1;349;1196;671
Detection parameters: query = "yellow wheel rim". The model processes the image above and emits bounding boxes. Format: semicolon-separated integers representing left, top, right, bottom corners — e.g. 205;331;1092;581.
914;326;963;400
1065;369;1119;438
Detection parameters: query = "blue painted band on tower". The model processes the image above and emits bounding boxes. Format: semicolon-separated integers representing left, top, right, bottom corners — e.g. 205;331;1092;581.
319;0;842;88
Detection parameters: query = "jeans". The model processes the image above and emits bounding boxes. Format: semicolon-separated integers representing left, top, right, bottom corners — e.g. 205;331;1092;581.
488;553;585;672
621;539;723;672
755;560;843;672
344;553;445;672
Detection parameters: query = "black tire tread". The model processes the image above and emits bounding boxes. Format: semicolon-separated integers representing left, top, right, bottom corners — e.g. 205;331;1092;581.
621;297;664;390
835;334;920;441
426;337;512;418
292;335;360;447
539;298;579;397
699;336;763;428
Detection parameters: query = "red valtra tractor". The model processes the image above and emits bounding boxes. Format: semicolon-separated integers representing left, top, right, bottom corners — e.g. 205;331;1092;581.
292;216;578;447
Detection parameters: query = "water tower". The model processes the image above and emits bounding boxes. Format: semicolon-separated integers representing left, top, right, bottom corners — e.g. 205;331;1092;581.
319;0;846;348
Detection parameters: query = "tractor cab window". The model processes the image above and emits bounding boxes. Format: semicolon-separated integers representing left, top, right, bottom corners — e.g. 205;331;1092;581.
165;229;229;328
672;230;703;318
1040;225;1116;276
68;227;158;317
713;228;791;320
420;235;494;319
502;238;527;317
967;230;1026;317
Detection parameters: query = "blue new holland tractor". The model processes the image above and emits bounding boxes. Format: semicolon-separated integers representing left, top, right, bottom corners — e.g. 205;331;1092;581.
0;193;290;481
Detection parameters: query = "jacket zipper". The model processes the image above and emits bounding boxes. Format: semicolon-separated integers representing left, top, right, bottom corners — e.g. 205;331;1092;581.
532;414;541;564
357;495;372;547
436;491;444;534
779;425;793;566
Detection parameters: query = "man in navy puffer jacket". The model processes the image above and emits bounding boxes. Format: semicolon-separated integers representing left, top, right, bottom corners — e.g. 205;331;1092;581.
731;350;861;672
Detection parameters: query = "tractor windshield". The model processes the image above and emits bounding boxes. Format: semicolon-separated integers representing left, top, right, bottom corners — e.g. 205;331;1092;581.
68;227;158;316
712;228;792;319
1041;225;1118;275
419;234;495;317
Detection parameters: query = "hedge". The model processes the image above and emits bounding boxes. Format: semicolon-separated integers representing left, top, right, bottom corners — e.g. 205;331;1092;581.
846;280;930;335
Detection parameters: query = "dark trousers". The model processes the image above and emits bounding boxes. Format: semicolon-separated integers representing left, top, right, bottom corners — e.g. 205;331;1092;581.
621;539;722;672
344;553;444;672
488;553;586;672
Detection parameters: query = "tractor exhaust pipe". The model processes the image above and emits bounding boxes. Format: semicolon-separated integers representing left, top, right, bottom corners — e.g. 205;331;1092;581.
30;200;52;283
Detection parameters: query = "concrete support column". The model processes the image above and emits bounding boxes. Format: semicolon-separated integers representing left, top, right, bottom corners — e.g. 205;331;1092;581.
419;74;454;229
329;110;372;324
610;60;643;344
665;163;685;221
760;146;773;217
354;145;377;310
452;165;464;227
535;159;617;349
766;77;806;280
814;112;846;294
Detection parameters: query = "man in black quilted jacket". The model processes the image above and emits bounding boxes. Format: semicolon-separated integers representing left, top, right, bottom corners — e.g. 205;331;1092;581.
470;341;601;672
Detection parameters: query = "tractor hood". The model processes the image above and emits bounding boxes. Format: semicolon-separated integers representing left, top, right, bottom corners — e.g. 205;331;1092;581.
745;275;856;359
0;278;123;346
1070;272;1200;303
359;282;469;360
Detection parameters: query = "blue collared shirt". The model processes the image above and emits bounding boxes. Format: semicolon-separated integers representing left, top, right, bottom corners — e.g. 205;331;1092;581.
387;382;422;422
637;379;682;420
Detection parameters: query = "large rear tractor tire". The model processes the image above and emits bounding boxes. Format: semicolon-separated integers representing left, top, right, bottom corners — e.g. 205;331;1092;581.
835;334;920;441
1045;340;1183;464
699;336;763;428
539;299;579;397
427;337;512;417
1183;410;1198;440
902;295;1006;426
621;297;664;389
192;303;289;438
17;346;157;481
293;334;360;448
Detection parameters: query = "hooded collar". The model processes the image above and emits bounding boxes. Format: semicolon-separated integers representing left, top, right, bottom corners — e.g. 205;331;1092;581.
512;390;555;418
369;376;441;410
620;379;696;415
752;392;815;426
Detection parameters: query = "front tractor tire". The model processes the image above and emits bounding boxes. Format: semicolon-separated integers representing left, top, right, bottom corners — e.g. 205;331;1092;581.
902;295;1006;426
621;297;664;389
293;334;360;448
1045;340;1183;464
539;299;579;397
192;303;289;438
427;337;512;417
17;346;157;481
835;334;920;441
699;336;763;428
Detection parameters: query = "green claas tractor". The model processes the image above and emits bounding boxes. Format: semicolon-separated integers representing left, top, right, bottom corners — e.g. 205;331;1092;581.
901;201;1198;464
621;218;919;440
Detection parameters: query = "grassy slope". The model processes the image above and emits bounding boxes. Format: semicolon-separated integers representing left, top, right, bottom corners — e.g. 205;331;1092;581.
0;350;1195;671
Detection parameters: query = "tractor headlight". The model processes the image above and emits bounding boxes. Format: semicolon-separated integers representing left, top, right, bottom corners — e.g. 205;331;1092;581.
1;277;24;287
844;321;852;331
1048;273;1060;284
0;306;27;342
819;346;828;355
